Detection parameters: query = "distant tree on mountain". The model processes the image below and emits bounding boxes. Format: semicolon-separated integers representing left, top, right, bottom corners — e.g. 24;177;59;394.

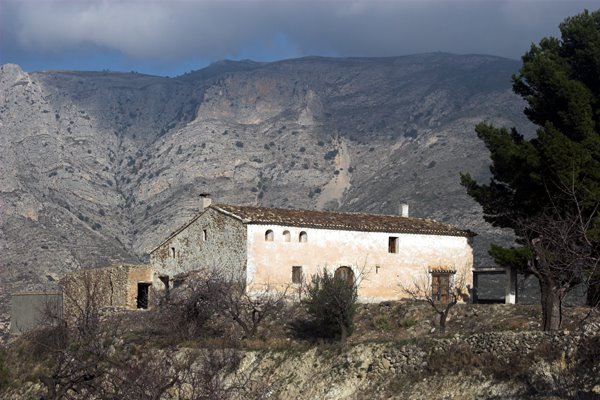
461;9;600;331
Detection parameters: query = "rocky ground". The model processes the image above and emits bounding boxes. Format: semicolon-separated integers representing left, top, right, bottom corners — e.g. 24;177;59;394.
3;302;599;399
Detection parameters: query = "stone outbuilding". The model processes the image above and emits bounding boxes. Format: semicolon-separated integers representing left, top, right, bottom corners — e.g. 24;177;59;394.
150;196;475;302
10;264;154;335
62;264;155;311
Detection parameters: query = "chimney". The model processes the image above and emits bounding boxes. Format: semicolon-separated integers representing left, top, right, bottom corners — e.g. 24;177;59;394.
200;193;212;211
400;203;409;218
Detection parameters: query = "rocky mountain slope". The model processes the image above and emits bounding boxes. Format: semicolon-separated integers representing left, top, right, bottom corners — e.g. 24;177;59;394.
0;53;532;333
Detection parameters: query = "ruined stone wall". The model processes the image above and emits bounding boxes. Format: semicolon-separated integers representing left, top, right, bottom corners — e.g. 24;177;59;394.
62;265;154;314
246;224;473;302
150;208;247;279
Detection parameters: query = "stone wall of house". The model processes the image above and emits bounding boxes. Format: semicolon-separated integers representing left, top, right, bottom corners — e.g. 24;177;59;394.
246;224;473;302
150;208;248;280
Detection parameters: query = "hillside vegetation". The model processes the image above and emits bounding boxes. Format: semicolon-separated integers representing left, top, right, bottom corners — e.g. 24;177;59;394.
2;298;599;399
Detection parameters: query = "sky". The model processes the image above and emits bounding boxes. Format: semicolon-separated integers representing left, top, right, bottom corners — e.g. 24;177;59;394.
1;0;598;77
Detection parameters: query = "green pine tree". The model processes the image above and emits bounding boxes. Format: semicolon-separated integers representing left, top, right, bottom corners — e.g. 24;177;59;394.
461;9;600;331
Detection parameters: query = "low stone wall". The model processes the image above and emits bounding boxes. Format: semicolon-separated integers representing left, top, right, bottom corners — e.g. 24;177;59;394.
7;324;600;399
367;323;600;376
238;325;600;399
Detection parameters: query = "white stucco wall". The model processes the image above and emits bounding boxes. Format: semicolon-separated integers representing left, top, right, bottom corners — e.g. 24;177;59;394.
246;224;473;302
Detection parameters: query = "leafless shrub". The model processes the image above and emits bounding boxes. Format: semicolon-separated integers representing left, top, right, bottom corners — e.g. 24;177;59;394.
165;269;288;340
221;280;288;339
100;348;185;400
178;346;243;400
15;269;283;399
27;271;122;400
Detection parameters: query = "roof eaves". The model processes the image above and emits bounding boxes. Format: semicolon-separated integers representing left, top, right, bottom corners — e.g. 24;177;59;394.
244;220;473;237
211;205;248;222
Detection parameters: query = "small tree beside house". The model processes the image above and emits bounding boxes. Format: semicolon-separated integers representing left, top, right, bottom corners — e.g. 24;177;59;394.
401;265;470;336
304;268;359;345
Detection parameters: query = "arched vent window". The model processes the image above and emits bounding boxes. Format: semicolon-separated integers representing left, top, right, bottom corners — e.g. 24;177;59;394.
299;231;308;243
265;230;274;241
283;230;291;242
170;247;176;258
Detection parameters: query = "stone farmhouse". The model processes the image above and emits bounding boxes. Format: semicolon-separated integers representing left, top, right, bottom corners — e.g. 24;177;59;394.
10;203;475;334
10;264;154;334
150;196;475;302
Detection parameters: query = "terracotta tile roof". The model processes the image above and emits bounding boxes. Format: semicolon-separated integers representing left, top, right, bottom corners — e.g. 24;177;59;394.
429;265;458;273
213;204;475;237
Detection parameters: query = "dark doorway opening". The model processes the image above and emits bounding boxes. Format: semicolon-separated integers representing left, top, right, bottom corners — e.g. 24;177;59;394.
137;283;151;309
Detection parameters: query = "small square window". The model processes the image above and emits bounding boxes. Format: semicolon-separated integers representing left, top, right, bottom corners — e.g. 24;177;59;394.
388;237;398;253
292;266;303;284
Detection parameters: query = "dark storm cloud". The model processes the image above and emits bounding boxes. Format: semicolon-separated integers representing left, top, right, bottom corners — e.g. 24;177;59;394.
1;0;598;73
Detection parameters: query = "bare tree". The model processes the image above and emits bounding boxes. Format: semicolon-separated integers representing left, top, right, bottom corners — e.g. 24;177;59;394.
400;265;470;336
175;343;284;400
16;268;286;399
100;350;183;400
28;271;122;399
178;346;244;400
218;279;288;339
519;205;599;331
93;341;270;400
168;269;287;340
